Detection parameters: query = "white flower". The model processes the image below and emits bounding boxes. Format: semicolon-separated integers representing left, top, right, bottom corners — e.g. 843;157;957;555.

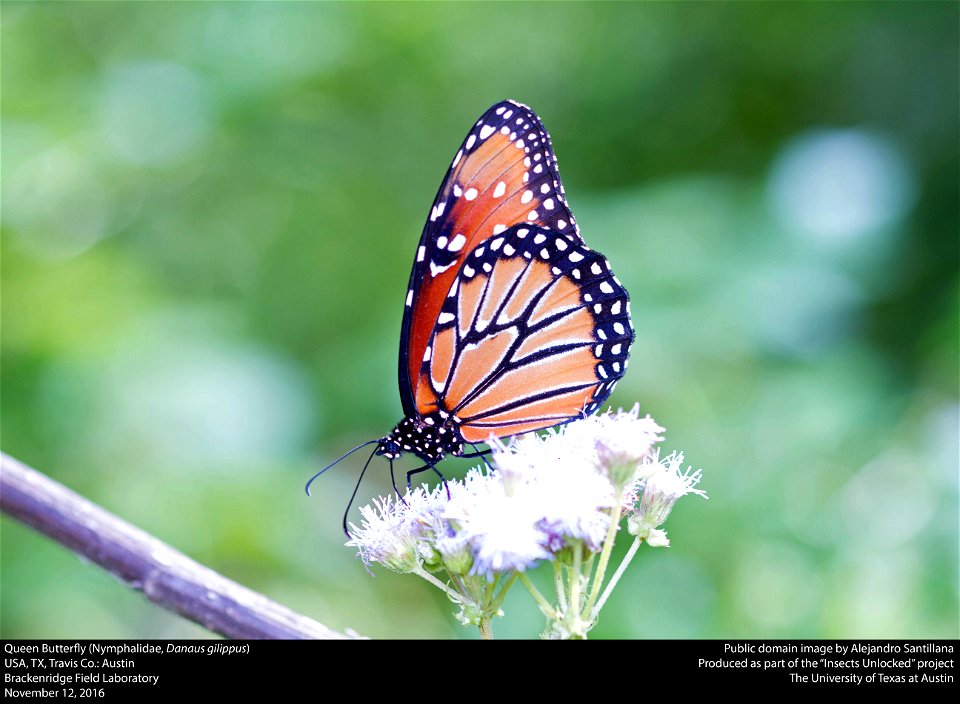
627;451;707;543
591;404;665;487
490;432;615;551
347;407;698;581
346;493;425;573
444;465;550;578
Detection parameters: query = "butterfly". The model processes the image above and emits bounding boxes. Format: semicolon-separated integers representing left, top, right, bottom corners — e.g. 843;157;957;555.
308;100;634;530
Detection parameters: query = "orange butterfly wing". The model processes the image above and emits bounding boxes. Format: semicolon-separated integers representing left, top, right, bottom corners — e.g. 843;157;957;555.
415;224;633;443
399;100;581;416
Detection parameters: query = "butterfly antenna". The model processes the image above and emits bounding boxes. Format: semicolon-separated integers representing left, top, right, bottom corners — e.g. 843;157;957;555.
342;445;379;538
389;458;408;507
305;439;380;497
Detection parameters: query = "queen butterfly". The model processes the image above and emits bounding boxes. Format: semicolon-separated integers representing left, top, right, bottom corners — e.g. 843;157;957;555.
308;100;634;527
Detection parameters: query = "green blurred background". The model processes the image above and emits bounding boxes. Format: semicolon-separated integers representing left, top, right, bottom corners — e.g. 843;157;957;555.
2;1;957;640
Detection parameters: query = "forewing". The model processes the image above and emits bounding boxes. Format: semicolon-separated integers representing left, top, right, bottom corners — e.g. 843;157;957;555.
399;100;580;415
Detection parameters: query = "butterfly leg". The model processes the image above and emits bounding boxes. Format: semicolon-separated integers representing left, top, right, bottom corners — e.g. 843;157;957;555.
466;443;494;470
430;465;452;500
405;463;432;491
404;463;452;500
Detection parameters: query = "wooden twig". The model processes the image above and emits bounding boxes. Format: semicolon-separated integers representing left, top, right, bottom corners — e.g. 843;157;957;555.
0;452;360;640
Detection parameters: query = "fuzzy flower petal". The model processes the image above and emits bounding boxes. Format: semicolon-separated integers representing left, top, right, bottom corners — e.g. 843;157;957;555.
627;451;707;542
346;493;425;573
490;433;615;551
444;466;550;577
591;404;665;487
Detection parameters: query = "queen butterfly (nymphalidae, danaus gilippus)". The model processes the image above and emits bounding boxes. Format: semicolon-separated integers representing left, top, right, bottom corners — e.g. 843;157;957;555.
307;100;635;533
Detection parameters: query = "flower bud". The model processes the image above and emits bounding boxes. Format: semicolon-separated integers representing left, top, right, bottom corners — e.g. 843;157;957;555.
628;452;706;542
437;535;474;576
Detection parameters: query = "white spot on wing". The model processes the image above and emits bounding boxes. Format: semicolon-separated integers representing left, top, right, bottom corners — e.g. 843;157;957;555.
479;124;495;140
448;233;466;252
466;134;476;149
430;261;455;277
464;188;478;201
569;251;584;263
438;312;455;325
493;181;506;198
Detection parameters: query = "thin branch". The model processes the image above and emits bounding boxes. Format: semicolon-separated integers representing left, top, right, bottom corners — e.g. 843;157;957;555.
0;452;360;640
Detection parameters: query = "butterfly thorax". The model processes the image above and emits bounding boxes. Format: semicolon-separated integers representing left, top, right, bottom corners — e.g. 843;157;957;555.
377;411;465;463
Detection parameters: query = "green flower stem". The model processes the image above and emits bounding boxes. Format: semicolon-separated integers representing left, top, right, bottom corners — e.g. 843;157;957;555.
581;490;624;620
483;574;501;610
466;577;480;602
479;617;494;640
569;541;584;615
594;536;641;616
582;552;596;584
450;572;469;600
553;561;567;613
488;572;519;614
518;572;558;620
564;541;586;637
413;567;469;605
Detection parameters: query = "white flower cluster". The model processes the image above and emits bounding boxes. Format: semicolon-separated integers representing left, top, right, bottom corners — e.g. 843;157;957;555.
347;405;703;579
